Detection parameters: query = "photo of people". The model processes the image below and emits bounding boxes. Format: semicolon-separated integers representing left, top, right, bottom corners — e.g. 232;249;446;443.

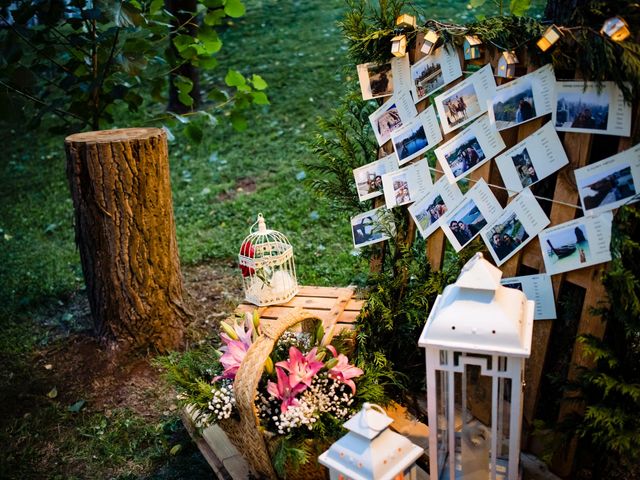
577;163;636;211
440;83;481;130
392;123;428;164
376;103;402;139
510;147;539;188
543;224;591;270
351;207;392;248
484;212;530;262
392;174;411;206
413;194;447;231
446;199;487;248
353;156;398;202
357;62;394;100
502;282;523;291
491;78;537;130
443;131;486;179
412;57;443;102
555;91;609;131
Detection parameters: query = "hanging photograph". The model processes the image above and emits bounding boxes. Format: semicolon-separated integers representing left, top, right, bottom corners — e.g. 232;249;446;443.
501;274;557;320
350;206;395;248
539;212;613;275
481;189;550;266
353;154;399;202
553;81;632;136
368;91;418;146
434;114;506;183
488;64;556;131
494;121;569;195
382;158;433;209
408;176;464;239
356;55;411;101
434;64;497;134
410;45;463;103
574;143;640;214
390;106;443;166
441;178;502;252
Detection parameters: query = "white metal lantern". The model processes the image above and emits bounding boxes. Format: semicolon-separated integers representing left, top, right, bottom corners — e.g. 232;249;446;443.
319;403;424;480
238;213;298;306
418;253;534;480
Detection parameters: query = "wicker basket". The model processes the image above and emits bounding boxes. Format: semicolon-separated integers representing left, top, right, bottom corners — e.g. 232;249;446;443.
220;307;331;479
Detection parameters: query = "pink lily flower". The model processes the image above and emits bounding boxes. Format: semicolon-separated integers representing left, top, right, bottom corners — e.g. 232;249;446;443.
325;345;363;394
267;367;307;412
214;318;254;382
276;346;324;389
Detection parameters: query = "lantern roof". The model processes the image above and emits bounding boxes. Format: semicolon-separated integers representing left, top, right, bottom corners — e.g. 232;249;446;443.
319;404;424;480
418;253;534;357
501;51;519;64
464;35;482;46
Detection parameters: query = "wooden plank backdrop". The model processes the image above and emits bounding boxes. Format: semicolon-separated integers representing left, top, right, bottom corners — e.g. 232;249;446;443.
371;33;638;476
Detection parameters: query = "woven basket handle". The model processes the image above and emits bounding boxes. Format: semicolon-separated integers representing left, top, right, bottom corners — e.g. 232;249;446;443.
232;307;321;479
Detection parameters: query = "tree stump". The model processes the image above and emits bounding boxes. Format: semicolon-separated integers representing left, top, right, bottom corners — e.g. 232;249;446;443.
64;128;190;352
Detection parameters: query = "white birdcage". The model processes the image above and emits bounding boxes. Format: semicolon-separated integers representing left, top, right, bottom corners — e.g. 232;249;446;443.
238;213;298;306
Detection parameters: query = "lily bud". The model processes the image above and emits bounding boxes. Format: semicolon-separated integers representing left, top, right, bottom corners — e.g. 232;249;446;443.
264;356;274;375
324;357;339;370
315;351;326;362
252;310;261;330
220;321;239;340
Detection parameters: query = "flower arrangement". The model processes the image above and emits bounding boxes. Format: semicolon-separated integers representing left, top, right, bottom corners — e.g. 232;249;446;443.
160;311;373;476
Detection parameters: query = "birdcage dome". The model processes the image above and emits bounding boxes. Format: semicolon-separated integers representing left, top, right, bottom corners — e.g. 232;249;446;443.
238;214;298;306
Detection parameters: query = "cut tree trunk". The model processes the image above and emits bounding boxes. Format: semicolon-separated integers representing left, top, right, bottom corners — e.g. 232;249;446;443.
64;128;191;352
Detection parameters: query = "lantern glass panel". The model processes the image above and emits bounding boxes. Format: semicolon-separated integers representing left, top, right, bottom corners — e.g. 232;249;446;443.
436;369;449;474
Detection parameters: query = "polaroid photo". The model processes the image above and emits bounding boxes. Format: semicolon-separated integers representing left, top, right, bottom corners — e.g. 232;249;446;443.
382;158;433;209
408;176;464;239
441;178;502;252
574;143;640;215
539;211;613;275
434;64;497;134
410;45;463;103
501;274;557;320
356;56;411;101
353;154;399;202
390;106;443;166
369;91;418;146
481;188;550;265
495;121;569;196
489;64;556;131
434;114;506;183
554;81;632;136
351;206;395;249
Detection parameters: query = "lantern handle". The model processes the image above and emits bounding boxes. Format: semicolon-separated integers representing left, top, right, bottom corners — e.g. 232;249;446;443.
250;213;267;234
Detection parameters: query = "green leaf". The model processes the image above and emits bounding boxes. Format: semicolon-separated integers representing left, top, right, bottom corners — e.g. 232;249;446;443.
230;111;248;131
68;400;86;413
178;91;194;107
225;69;245;87
185;124;203;143
469;0;487;7
204;9;226;26
509;0;531;16
198;26;222;53
173;35;195;52
207;88;228;102
199;56;218;69
251;91;269;105
149;0;164;15
224;0;246;18
47;387;58;399
170;444;183;455
251;74;267;90
114;2;144;27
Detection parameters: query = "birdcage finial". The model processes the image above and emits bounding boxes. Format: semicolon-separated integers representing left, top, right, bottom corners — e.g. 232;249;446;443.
257;213;267;232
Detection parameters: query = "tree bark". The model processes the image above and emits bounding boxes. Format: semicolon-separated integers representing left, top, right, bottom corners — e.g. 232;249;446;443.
64;128;190;352
166;0;201;113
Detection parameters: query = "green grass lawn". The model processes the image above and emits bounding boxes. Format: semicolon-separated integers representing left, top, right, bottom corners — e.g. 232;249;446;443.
0;0;545;478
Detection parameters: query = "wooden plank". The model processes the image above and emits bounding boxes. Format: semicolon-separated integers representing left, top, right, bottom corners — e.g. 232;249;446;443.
296;285;354;297
345;298;364;311
181;412;234;480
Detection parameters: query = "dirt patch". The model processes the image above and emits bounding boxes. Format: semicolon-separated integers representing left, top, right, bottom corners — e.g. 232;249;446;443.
216;176;257;201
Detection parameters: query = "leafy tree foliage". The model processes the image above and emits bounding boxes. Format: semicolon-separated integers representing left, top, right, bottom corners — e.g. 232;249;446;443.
0;0;268;141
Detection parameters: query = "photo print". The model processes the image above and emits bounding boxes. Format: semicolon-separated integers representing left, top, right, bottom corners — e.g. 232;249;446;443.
434;114;506;183
500;274;557;320
539;211;613;275
408;176;464;239
434;63;497;134
390;106;443;166
356;55;411;101
554;81;632;136
481;189;549;266
441;178;502;252
574;143;640;214
410;45;463;103
353;154;399;202
489;64;556;131
494;121;569;195
382;158;433;209
351;206;395;249
369;91;418;146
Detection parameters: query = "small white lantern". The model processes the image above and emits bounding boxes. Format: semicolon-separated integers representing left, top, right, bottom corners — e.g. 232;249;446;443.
601;16;630;42
419;253;534;480
496;51;518;78
396;13;416;30
238;213;298;306
391;34;408;57
319;403;424;480
463;35;482;60
420;29;440;55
